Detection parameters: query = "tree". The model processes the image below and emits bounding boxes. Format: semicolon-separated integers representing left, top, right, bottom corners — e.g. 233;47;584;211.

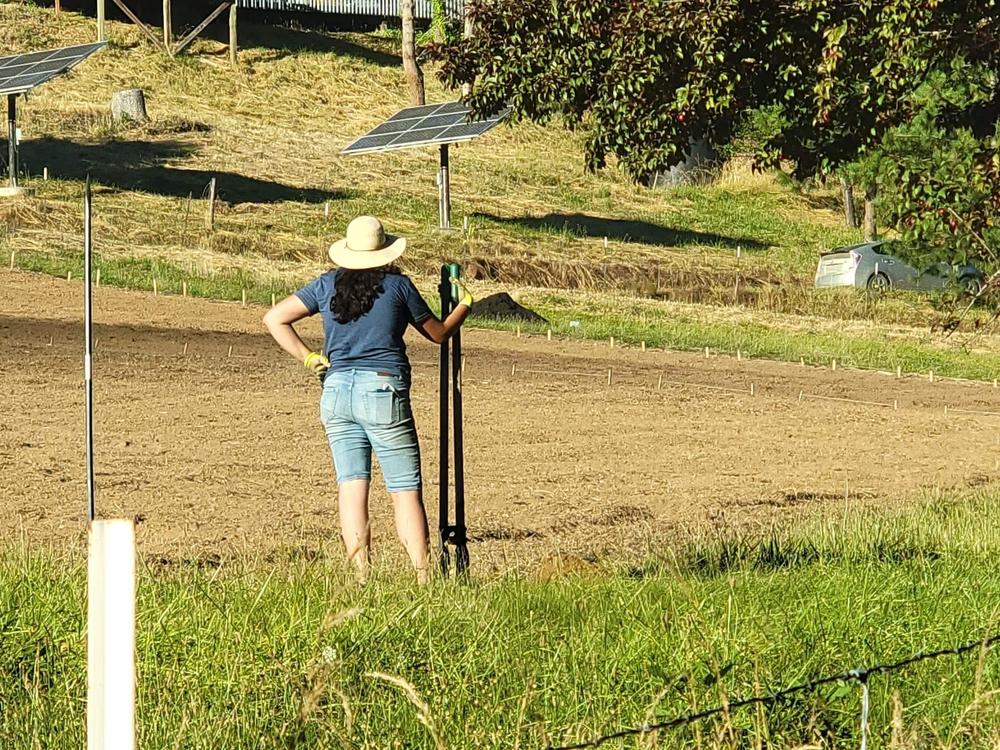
439;1;1000;278
402;0;425;106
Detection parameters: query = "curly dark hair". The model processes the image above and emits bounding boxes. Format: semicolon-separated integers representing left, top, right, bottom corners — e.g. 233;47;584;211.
331;265;401;324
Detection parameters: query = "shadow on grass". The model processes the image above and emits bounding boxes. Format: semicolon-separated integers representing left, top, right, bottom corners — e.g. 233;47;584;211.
800;190;850;216
236;22;401;66
475;212;768;250
27;138;347;204
51;0;403;62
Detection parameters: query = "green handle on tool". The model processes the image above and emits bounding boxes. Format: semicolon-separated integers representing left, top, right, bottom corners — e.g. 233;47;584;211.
448;262;461;303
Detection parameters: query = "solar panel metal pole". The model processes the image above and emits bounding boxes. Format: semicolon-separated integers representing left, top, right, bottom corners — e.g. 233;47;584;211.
7;95;17;188
438;265;452;575
85;177;96;523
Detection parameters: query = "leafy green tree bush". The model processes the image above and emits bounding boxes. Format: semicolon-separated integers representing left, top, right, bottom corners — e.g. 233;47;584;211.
439;0;999;288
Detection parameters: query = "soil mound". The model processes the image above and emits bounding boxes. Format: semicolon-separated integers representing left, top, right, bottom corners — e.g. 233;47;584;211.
470;293;547;324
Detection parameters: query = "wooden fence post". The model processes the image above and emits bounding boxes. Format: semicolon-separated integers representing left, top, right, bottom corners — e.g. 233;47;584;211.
162;0;173;54
229;3;238;65
206;178;217;231
97;0;106;41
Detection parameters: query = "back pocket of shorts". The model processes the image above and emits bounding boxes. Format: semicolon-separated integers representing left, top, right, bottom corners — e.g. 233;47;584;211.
364;388;396;426
320;389;339;425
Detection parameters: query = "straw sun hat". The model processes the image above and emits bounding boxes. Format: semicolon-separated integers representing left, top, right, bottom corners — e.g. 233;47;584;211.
328;216;406;270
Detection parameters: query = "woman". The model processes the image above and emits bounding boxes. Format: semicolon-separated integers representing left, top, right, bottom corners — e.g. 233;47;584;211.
264;216;472;584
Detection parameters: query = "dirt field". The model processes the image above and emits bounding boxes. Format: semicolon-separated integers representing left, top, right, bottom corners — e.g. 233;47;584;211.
2;271;998;572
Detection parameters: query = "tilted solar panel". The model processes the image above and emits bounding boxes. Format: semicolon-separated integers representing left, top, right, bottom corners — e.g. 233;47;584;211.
0;42;106;97
342;101;508;155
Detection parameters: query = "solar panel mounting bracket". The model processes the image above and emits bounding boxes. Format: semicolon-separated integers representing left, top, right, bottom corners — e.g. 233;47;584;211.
342;101;507;231
1;42;105;192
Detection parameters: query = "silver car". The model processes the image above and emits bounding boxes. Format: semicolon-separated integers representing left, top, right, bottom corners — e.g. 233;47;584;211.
815;241;983;294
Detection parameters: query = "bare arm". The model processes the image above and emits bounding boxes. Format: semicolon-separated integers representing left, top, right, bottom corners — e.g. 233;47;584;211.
263;295;323;369
413;300;471;344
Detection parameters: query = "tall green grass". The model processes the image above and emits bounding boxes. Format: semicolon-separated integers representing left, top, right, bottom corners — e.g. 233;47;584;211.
3;491;1000;749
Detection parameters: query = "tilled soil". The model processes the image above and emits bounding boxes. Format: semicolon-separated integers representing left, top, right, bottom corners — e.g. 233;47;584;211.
2;271;998;572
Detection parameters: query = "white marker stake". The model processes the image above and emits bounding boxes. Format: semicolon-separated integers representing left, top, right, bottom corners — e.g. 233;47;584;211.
88;519;136;750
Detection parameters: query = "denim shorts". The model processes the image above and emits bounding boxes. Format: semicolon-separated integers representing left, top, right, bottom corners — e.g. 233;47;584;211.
319;370;422;493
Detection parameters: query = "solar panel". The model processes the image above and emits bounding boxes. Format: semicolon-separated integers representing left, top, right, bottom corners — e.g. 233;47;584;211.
342;101;508;155
0;42;106;97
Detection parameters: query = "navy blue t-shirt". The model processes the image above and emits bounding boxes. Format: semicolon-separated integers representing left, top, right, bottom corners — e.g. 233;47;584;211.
295;270;433;383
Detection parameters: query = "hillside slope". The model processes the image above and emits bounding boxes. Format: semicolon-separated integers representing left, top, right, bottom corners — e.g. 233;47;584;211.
1;6;856;282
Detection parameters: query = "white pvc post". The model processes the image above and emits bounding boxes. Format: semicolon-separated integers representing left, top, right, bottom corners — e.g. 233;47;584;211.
88;519;136;750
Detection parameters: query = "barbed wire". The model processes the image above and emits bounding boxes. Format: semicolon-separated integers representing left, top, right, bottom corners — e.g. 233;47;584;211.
548;631;1000;750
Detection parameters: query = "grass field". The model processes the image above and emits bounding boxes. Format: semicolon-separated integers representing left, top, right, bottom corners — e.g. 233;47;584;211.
4;491;1000;749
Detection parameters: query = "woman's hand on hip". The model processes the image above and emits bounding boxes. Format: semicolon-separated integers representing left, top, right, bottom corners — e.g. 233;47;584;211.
304;351;330;374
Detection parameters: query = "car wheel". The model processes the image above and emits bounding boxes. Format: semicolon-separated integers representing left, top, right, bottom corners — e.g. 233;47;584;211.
959;275;983;296
866;273;891;293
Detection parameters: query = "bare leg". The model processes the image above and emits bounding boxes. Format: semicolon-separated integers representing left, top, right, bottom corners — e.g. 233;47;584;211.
390;489;430;585
338;479;371;583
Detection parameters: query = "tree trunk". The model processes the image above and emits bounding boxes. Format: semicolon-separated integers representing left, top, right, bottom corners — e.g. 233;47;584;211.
461;1;473;97
863;184;878;240
401;0;425;106
111;89;149;123
840;177;858;228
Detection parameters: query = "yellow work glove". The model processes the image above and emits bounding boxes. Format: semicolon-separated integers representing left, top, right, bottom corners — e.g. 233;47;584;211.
450;277;474;308
303;351;330;374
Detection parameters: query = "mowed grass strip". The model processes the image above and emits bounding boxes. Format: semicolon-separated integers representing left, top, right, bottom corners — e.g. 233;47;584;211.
3;491;1000;749
9;248;1000;383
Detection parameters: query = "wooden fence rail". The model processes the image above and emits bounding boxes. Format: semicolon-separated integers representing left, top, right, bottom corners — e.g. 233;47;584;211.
235;0;464;18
